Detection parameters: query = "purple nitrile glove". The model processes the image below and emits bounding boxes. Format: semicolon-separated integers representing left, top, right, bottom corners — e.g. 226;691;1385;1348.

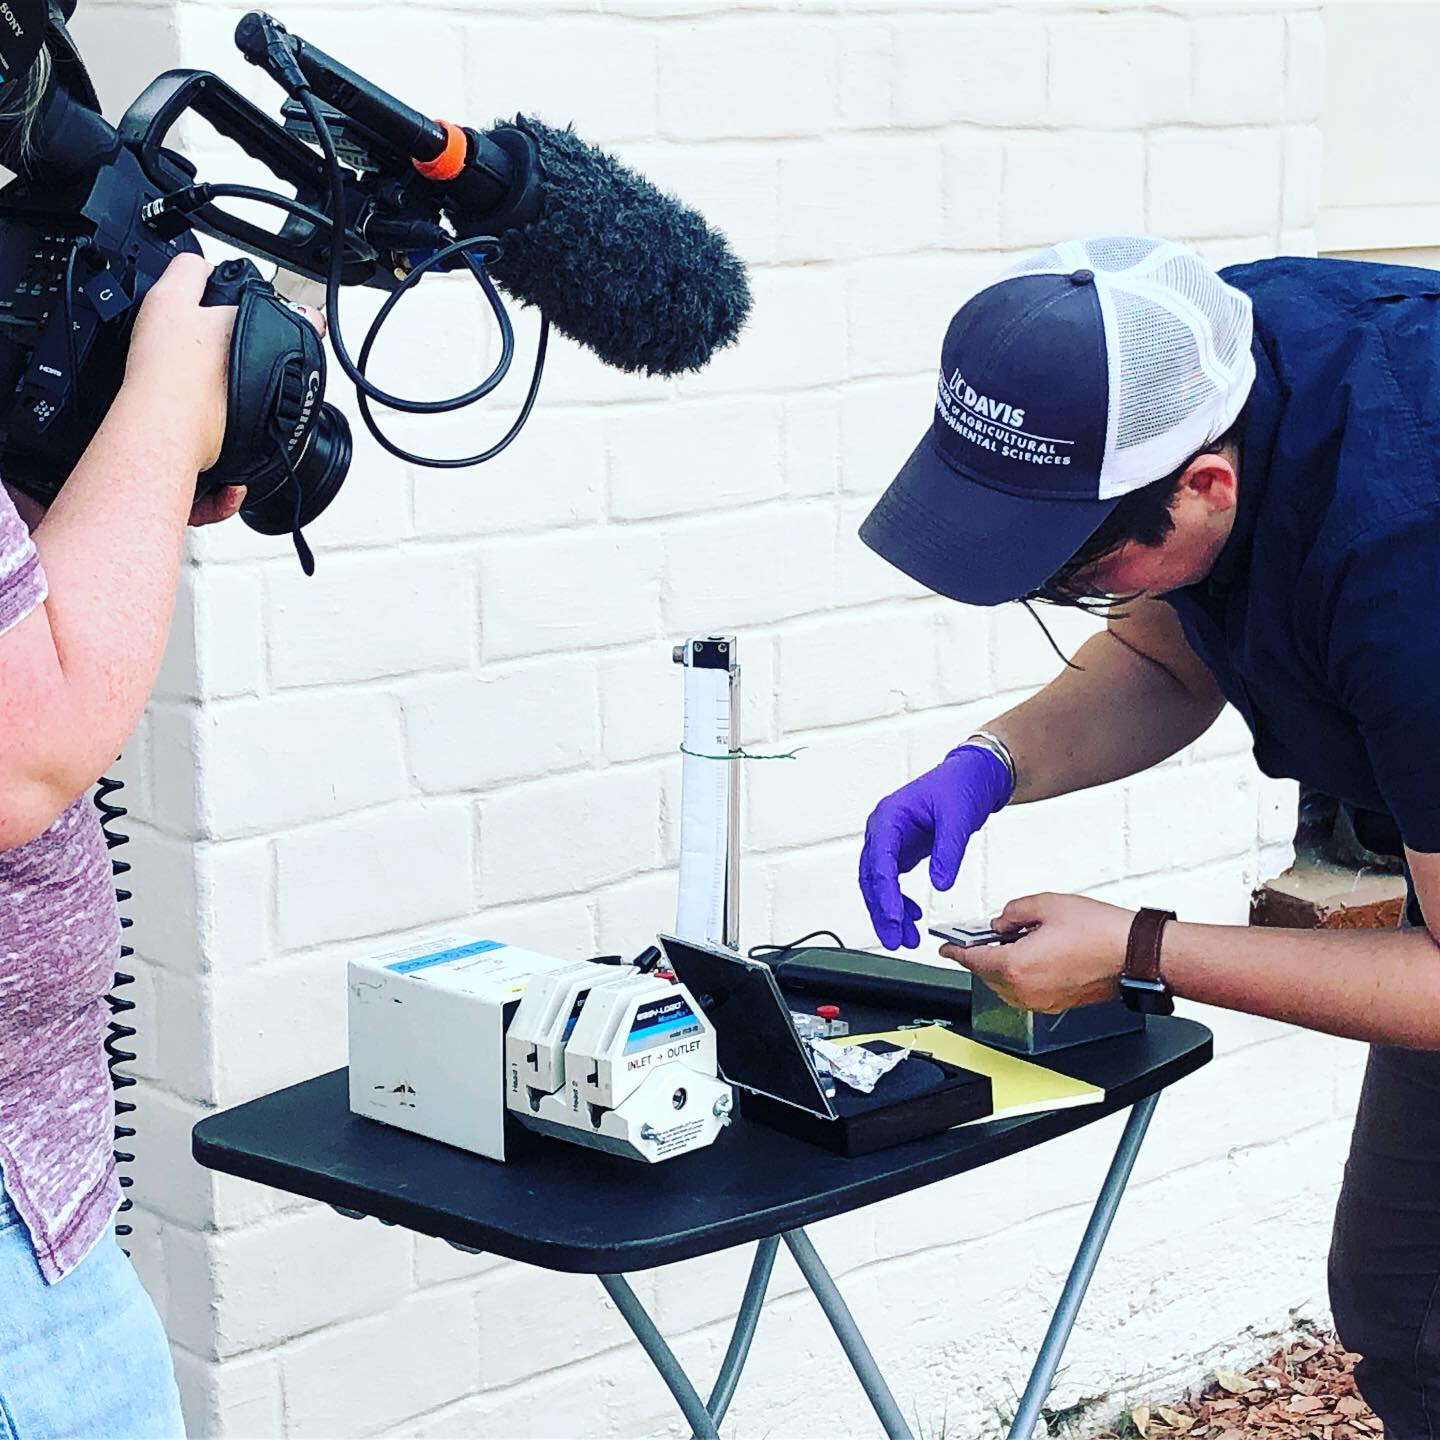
858;744;1013;950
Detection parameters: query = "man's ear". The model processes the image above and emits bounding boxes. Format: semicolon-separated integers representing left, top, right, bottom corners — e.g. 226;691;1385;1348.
1178;451;1238;514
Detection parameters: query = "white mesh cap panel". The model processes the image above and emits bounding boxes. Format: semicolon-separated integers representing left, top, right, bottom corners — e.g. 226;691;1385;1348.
1111;288;1216;451
1083;236;1163;272
1003;245;1064;277
1150;252;1249;371
1086;236;1254;498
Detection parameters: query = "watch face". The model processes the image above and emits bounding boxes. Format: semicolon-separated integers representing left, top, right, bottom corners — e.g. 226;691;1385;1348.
1121;977;1173;1016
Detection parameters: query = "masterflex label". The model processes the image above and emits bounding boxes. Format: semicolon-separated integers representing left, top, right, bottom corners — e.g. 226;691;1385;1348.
384;938;506;973
625;994;701;1053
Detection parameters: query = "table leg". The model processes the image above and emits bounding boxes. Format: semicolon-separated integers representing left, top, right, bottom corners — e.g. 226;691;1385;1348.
784;1228;914;1440
706;1235;780;1426
1006;1093;1160;1440
598;1273;722;1440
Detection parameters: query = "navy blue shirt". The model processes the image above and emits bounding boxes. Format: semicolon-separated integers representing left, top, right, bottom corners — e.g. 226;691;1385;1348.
1164;257;1440;854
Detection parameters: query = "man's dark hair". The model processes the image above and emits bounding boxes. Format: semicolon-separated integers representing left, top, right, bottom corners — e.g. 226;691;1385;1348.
1025;422;1241;611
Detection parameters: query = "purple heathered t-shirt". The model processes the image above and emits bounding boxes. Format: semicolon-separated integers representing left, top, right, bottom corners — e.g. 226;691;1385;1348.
0;485;122;1283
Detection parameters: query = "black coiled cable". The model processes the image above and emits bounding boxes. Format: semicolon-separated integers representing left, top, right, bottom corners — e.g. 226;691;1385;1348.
93;774;136;1251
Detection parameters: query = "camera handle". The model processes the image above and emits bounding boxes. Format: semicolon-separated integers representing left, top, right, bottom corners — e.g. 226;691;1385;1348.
120;69;380;287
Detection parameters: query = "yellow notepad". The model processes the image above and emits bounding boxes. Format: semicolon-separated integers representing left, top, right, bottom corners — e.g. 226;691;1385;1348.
851;1025;1104;1122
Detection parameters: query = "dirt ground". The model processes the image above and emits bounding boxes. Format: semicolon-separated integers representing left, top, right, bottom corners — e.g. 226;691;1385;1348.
1081;1331;1382;1438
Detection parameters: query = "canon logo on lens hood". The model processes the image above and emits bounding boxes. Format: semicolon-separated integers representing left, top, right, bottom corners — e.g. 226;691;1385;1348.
288;370;321;451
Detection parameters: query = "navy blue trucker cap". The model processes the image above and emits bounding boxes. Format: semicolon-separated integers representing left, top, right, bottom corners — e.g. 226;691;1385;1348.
860;236;1256;606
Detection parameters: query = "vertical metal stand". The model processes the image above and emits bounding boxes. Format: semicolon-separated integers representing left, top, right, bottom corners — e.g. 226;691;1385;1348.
722;650;741;950
674;635;742;950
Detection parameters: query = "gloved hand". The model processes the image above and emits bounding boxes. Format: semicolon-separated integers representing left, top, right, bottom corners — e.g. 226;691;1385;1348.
858;745;1013;949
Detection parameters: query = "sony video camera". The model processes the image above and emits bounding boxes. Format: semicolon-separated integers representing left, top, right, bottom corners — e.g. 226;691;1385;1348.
0;1;752;572
0;2;562;569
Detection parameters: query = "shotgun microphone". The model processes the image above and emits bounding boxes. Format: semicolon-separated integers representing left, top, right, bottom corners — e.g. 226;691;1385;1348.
237;12;752;378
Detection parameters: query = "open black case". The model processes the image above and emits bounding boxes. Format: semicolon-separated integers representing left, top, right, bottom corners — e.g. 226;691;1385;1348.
769;944;972;1020
659;935;992;1157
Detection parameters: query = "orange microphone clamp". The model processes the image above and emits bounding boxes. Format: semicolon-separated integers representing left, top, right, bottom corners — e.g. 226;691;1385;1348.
412;119;467;183
415;120;543;240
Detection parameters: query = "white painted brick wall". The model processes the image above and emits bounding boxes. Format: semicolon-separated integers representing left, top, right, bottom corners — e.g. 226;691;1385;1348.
892;14;1048;128
85;1;1348;1435
1047;15;1192;129
607;397;786;519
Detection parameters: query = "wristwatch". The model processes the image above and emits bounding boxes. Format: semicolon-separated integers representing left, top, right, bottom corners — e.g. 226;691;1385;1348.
1120;907;1176;1015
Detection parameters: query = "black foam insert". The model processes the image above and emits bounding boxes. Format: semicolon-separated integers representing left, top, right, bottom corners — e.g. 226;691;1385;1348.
822;1046;953;1118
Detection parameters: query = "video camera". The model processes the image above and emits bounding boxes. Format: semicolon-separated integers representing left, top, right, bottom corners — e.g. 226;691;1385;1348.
0;1;750;570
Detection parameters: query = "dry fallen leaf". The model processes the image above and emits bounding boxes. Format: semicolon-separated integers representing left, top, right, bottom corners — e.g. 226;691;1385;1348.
1088;1333;1381;1440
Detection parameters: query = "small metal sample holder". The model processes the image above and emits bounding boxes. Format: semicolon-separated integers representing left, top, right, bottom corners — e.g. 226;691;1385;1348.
970;977;1142;1055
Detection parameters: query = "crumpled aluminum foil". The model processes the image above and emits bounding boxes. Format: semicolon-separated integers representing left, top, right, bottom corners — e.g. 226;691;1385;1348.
806;1037;909;1095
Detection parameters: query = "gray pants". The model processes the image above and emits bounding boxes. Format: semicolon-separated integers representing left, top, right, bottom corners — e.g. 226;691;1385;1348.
1330;1042;1440;1438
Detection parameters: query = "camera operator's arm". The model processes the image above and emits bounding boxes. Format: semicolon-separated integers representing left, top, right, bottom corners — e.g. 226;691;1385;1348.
0;254;230;846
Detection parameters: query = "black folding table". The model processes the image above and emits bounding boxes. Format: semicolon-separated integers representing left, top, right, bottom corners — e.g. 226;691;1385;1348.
193;1011;1210;1439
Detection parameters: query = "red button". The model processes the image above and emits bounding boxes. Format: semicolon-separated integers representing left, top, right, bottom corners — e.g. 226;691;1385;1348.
817;1005;840;1020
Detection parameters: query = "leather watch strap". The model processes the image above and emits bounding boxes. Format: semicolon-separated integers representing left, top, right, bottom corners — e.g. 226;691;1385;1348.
1124;907;1176;985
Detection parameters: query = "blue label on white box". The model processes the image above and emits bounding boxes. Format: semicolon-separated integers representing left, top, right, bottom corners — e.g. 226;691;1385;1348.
387;939;506;974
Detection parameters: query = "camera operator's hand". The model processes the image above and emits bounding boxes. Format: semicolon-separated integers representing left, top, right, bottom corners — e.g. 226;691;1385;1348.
123;253;233;473
181;294;326;527
127;256;328;509
187;486;246;527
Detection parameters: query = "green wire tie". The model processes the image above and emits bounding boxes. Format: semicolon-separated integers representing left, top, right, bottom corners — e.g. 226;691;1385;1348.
679;744;806;762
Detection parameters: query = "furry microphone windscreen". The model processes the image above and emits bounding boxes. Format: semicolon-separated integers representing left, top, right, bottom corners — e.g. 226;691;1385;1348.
488;115;753;377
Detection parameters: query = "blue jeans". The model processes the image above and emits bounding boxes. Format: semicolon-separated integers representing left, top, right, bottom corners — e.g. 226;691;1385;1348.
0;1184;184;1439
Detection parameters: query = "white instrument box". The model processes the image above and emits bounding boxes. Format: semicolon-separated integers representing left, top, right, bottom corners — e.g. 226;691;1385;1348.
348;931;575;1162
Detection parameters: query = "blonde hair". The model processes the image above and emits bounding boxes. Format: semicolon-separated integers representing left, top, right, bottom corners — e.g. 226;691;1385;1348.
0;44;51;167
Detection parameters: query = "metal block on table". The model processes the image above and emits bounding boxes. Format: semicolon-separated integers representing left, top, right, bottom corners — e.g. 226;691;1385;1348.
969;976;1142;1055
